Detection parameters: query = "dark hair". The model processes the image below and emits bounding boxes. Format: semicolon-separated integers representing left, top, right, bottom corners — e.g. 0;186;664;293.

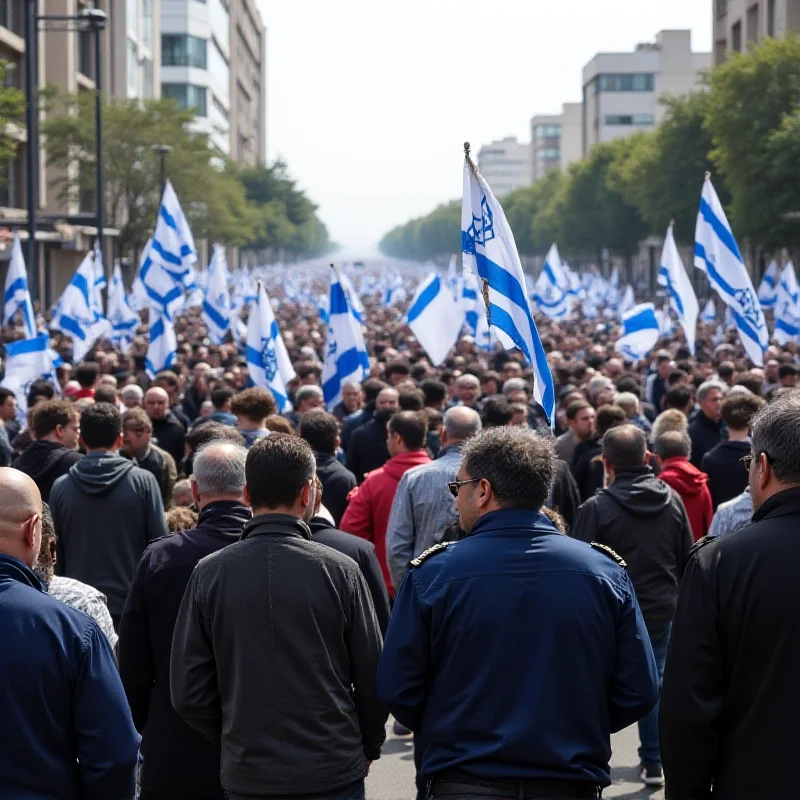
299;410;339;454
398;389;425;412
230;387;277;421
263;415;296;434
595;404;626;437
93;386;118;405
480;395;512;428
481;370;501;388
665;385;693;411
778;364;798;379
602;424;647;470
655;430;691;460
186;422;246;454
28;379;56;407
41;501;54;540
388;411;428;450
717;362;735;381
668;369;689;386
722;392;765;431
615;376;640;397
734;372;764;397
362;378;388;404
565;400;592;421
154;370;180;391
0;387;15;405
421;380;447;407
246;433;316;509
80;403;122;449
462;426;555;510
31;400;77;439
211;386;235;409
295;363;322;380
750;391;800;484
384;361;411;379
74;362;99;389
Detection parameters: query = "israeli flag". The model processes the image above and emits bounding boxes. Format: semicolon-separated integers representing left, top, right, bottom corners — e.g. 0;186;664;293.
695;175;768;365
462;152;555;424
382;275;406;307
145;307;177;377
321;264;370;410
656;307;676;337
246;282;296;411
700;298;716;324
659;222;699;354
202;244;232;344
3;232;36;339
93;247;107;311
619;284;636;319
616;303;660;362
339;270;365;324
149;180;198;281
1;334;59;422
407;272;464;366
773;261;800;345
107;263;139;354
461;266;481;336
446;255;460;299
137;238;185;320
531;244;570;321
757;260;779;309
317;294;329;326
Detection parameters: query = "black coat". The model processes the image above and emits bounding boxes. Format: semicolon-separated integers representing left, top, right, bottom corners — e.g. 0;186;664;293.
346;417;390;484
119;501;251;800
688;412;728;469
661;487;800;800
13;440;82;503
547;458;581;530
341;404;374;452
700;439;750;510
570;438;602;503
314;452;357;525
151;411;186;467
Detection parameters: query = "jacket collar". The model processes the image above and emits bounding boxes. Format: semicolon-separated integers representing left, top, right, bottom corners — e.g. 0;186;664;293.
198;500;252;528
469;508;559;537
437;443;463;460
240;512;312;542
313;452;337;466
752;486;800;523
0;553;44;591
697;411;723;432
308;514;334;533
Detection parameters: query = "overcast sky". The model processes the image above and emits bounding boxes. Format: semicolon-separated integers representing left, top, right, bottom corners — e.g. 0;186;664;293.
256;1;711;256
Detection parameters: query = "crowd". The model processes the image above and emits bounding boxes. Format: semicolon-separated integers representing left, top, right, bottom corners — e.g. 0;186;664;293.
1;287;799;800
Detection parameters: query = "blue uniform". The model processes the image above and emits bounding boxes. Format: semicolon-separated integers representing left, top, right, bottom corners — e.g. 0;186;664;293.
376;509;658;787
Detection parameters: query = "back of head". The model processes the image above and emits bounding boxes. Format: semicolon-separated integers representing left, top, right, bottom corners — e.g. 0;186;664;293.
193;441;248;500
31;400;76;440
186;422;246;455
211;386;235;410
122;406;152;432
481;395;512;428
750;391;800;487
0;467;43;567
615;392;639;418
655;430;692;462
652;409;689;440
665;384;693;411
596;404;626;438
28;379;56;408
93;386;118;405
388;411;428;450
246;433;316;512
721;392;765;431
602;424;647;471
80;403;122;450
75;362;99;389
299;410;339;454
443;406;482;443
362;378;388;405
230;387;277;422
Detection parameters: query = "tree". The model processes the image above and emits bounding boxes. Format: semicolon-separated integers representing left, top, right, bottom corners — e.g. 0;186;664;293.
0;61;26;177
379;200;460;261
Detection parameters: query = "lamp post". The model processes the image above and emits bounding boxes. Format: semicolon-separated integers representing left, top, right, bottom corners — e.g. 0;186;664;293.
152;144;172;197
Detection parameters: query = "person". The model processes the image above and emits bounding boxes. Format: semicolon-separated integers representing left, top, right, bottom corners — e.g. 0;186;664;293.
700;391;765;509
451;374;481;409
166;505;198;532
145;386;186;466
0;386;17;466
230;386;276;448
183;421;246;475
73;361;99;399
386;406;482;590
616;391;652;434
571;404;626;502
332;380;363;421
340;378;388;452
571;424;694;787
341;410;431;598
120;442;251;800
555;400;595;465
286;384;326;429
121;407;178;510
663;384;694;417
152;371;192;430
688;380;727;468
13;399;82;502
654;431;713;541
778;362;797;389
191;385;238;428
50;403;168;628
377;427;658;799
0;467;139;798
707;487;754;538
645;351;672;411
181;362;212;421
661;392;800;800
172;478;195;507
299;409;357;525
121;383;144;409
346;386;399;483
171;434;387;800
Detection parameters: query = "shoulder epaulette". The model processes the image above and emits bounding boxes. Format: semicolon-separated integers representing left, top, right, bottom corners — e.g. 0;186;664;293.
689;534;718;558
590;542;627;569
410;541;453;568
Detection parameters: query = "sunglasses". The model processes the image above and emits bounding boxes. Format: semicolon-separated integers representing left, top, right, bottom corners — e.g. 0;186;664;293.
448;478;480;497
740;452;773;471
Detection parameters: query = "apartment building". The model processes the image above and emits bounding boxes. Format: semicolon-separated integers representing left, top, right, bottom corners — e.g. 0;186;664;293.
713;0;800;63
477;137;533;197
530;102;583;182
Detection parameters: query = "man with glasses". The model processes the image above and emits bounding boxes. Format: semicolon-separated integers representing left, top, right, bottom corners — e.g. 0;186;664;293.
378;426;658;800
662;391;800;800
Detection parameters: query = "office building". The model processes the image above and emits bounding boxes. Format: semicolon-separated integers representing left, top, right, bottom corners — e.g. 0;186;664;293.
713;0;800;63
477;137;533;196
530;102;583;182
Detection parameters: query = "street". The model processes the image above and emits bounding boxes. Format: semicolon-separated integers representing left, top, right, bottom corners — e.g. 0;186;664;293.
366;721;664;800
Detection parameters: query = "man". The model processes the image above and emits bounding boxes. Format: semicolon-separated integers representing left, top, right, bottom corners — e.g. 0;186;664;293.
346;386;399;483
120;442;251;800
13;399;82;502
688;380;727;468
655;431;713;541
571;425;693;787
121;383;144;409
153;370;191;430
451;374;481;409
386;406;482;590
616;392;652;434
0;387;17;465
340;378;388;452
299;410;357;525
332;380;362;421
661;392;800;800
182;362;212;421
230;387;276;448
763;358;780;395
121;407;178;510
286;385;326;429
342;411;431;597
664;384;694;417
171;434;387;799
571;404;626;503
183;421;246;476
145;386;186;466
191;385;238;428
50;403;168;627
555;400;595;465
645;351;672;411
701;391;765;509
0;467;139;798
778;362;797;389
378;427;658;799
73;361;99;399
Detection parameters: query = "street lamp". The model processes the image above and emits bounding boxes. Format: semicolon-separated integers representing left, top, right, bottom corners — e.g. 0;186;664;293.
151;144;173;197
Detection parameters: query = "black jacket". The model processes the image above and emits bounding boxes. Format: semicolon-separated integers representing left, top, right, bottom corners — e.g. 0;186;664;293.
119;502;251;800
571;467;694;631
13;440;82;502
346;416;390;484
688;412;728;468
170;513;387;797
309;515;390;633
547;458;581;531
661;487;800;800
151;411;186;466
122;444;177;511
182;385;208;422
315;452;357;525
341;404;374;452
700;439;750;510
570;438;602;503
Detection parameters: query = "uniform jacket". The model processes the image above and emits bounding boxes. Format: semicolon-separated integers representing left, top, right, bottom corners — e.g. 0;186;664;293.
151;411;186;466
688;412;727;469
658;456;714;541
700;439;750;510
0;553;140;800
13;440;83;502
170;513;387;797
314;451;358;525
661;487;800;800
377;509;658;786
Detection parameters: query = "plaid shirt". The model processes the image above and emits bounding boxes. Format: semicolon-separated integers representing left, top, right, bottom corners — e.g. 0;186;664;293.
47;576;119;648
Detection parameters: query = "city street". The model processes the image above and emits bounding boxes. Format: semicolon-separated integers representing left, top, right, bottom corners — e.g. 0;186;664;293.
367;721;664;799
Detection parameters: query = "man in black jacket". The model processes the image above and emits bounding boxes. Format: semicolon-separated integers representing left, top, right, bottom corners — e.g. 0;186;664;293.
572;424;693;788
661;392;800;800
120;441;251;800
171;434;387;800
346;387;399;484
145;386;186;466
13;399;82;502
688;380;727;468
340;378;388;452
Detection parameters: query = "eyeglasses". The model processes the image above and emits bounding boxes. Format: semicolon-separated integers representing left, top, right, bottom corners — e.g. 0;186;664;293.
448;478;480;497
741;452;773;471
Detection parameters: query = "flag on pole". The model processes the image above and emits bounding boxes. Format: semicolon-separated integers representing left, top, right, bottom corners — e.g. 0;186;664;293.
700;298;716;324
137;237;185;320
3;232;36;339
462;144;555;424
695;175;768;365
616;303;660;362
339;269;365;324
619;284;636;319
659;221;699;354
531;243;570;321
407;272;464;366
202;244;232;344
461;266;481;336
149;180;198;281
145;307;177;377
757;260;779;309
773;261;800;345
1;334;60;423
107;262;139;354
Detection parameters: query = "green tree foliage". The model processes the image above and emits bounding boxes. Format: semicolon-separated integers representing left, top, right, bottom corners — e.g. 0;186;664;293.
0;61;26;176
379;200;461;260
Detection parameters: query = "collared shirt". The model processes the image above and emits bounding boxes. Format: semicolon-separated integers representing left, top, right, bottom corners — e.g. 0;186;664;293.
708;489;753;538
48;575;119;647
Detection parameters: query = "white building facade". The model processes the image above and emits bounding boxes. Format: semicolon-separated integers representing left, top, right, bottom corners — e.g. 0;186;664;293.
714;0;800;63
530;102;583;182
477;137;532;196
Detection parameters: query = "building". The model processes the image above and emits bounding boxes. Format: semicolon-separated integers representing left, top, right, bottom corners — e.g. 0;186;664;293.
713;0;800;64
582;30;711;156
530;102;583;182
477;137;532;196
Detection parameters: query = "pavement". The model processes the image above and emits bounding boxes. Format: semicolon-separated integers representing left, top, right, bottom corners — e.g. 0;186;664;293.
366;721;665;800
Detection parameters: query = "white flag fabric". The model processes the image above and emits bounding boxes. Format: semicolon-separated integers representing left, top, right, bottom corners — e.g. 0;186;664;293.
407;273;464;366
659;222;699;354
145;307;177;377
202;244;232;344
531;244;569;321
773;261;800;345
107;263;139;354
619;284;636;319
137;237;184;320
757;260;779;309
695;176;768;365
461;266;481;336
616;303;660;362
3;232;36;339
149;180;198;281
1;334;59;422
700;298;716;324
339;270;365;324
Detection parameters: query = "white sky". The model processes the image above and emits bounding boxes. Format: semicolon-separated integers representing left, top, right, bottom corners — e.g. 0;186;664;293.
256;1;711;256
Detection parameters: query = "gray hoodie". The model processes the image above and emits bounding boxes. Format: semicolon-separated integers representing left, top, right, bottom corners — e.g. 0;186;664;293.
51;451;168;618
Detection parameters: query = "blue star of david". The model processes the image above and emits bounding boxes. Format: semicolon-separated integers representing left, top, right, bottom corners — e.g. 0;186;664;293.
462;196;496;255
260;339;278;381
734;287;761;327
327;331;337;359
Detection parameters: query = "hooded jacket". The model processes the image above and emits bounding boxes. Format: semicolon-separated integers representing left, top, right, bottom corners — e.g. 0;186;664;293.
658;457;714;541
571;467;694;631
13;440;83;502
51;451;169;618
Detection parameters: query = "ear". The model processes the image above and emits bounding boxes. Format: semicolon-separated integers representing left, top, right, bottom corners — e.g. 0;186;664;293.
243;483;252;507
300;480;312;508
23;513;40;552
757;452;771;491
477;478;493;510
191;476;202;507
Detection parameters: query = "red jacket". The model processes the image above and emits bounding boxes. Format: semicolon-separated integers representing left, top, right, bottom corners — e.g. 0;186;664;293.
340;449;431;596
658;457;713;541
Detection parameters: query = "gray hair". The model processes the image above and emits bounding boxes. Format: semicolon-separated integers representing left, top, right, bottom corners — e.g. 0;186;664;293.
462;426;555;510
588;376;614;400
751;390;800;485
502;377;528;396
443;406;482;441
655;430;692;460
192;442;248;495
341;379;362;391
615;392;640;416
696;380;727;402
456;373;480;388
295;385;324;404
120;384;143;400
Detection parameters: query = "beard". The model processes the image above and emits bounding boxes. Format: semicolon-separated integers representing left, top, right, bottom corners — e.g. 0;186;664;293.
32;560;54;588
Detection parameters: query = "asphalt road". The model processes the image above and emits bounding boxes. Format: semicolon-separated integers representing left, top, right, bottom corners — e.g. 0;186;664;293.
366;721;665;800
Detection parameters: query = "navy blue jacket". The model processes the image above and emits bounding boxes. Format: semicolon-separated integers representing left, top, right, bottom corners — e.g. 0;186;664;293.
376;509;658;787
0;553;140;799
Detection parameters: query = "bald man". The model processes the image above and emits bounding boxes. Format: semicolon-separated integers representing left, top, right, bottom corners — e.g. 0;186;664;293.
0;467;139;798
145;386;186;466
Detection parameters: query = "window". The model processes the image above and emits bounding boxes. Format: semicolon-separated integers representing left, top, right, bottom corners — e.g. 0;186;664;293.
715;38;728;63
732;20;742;52
767;0;776;36
534;124;561;138
538;148;560;159
162;83;208;116
596;73;654;92
747;4;759;42
208;37;230;101
605;114;655;126
0;0;24;36
162;35;208;69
